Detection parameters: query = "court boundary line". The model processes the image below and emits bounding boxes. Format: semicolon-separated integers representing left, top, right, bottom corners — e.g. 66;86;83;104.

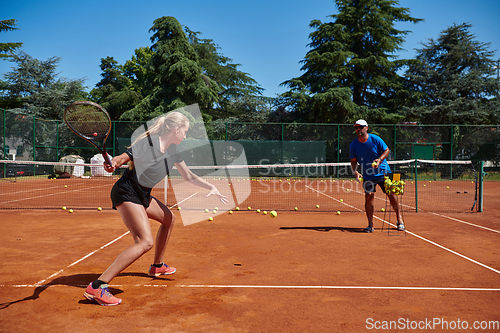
305;185;500;276
32;231;131;287
1;284;499;292
429;212;500;234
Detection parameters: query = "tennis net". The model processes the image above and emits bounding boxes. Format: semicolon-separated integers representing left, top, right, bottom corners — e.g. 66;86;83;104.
0;159;478;212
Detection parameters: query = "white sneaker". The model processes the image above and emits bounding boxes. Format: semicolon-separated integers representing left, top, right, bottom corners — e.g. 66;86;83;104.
397;222;405;231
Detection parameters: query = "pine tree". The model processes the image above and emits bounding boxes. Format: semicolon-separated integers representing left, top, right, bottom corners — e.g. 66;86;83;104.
121;16;218;121
404;23;500;125
280;0;421;123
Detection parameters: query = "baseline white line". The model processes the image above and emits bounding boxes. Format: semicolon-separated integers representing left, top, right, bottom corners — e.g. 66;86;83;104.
0;184;110;205
1;284;498;292
179;285;500;291
430;212;500;234
33;231;130;286
306;185;500;276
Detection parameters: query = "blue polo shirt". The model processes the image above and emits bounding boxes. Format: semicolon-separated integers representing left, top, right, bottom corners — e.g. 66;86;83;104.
349;134;391;180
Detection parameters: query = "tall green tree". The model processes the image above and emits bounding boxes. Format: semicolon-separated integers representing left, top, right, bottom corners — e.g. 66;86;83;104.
0;19;23;59
90;56;142;120
121;16;218;121
122;46;153;96
2;51;86;119
280;0;422;123
403;23;500;125
185;28;264;119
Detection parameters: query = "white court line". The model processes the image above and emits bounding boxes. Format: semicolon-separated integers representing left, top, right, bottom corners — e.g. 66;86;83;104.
0;184;109;205
179;285;500;291
305;185;500;276
168;192;198;208
430;212;500;234
1;283;499;292
32;231;130;287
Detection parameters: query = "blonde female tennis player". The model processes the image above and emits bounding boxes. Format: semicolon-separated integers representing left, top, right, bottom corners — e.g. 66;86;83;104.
84;111;228;306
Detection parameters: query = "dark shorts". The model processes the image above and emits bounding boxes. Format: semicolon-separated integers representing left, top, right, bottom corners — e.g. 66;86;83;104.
363;177;388;194
110;175;152;209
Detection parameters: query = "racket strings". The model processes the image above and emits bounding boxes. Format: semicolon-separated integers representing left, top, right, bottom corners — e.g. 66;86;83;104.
65;106;110;140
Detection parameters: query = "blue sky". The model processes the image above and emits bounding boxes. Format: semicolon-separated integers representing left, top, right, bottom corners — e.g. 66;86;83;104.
1;0;499;98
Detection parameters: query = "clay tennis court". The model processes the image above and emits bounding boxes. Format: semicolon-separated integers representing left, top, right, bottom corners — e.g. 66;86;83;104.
0;181;499;332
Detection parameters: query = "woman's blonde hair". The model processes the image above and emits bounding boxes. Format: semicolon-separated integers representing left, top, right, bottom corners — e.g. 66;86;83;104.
128;111;189;169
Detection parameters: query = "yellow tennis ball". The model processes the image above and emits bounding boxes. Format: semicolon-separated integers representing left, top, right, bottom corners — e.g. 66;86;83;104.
205;209;209;213
263;211;267;215
346;189;350;192
213;210;217;214
178;207;181;210
256;209;261;213
69;209;73;213
316;205;319;208
236;207;240;211
98;207;102;211
336;211;341;215
247;207;251;210
340;199;343;202
270;210;277;218
208;217;213;221
372;162;378;168
229;210;233;214
62;206;66;210
64;185;67;188
381;208;385;212
215;207;219;210
294;207;298;211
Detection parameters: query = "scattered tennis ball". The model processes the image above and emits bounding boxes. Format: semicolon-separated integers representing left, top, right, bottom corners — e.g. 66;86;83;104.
247;207;251;210
424;184;426;187
64;185;67;188
346;189;350;192
98;207;102;211
381;208;385;212
229;210;233;214
447;186;449;189
371;162;378;168
69;209;73;213
177;207;181;210
215;207;218;211
270;210;277;218
208;217;213;221
62;206;66;210
340;199;343;202
213;210;217;214
316;205;319;208
336;211;341;215
263;211;267;215
205;209;209;213
294;207;298;211
236;207;240;211
256;209;261;213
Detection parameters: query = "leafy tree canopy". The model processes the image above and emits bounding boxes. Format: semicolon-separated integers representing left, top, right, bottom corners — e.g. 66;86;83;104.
2;51;87;119
403;22;500;124
0;19;23;59
280;0;422;123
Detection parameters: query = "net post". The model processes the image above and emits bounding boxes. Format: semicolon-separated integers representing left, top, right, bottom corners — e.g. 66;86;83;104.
414;159;419;212
478;161;484;212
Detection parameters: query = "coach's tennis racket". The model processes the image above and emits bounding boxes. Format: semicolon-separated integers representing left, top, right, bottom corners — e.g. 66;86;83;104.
64;101;113;166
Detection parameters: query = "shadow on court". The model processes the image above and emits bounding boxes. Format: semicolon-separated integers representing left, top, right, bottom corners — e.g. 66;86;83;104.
280;226;368;233
0;271;175;309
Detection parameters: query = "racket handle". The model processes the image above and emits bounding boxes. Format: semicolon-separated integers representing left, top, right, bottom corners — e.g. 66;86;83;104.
103;153;113;167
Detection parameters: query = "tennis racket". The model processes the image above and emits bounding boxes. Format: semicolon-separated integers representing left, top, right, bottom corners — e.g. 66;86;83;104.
64;101;113;166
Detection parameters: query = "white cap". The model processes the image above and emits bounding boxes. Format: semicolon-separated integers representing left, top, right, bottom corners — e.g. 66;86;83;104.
354;119;368;126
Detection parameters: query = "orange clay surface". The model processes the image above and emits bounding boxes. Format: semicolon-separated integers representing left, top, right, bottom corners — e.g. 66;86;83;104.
0;182;499;332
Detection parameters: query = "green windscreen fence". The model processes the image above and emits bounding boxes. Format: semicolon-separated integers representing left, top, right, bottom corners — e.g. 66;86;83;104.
1;109;499;165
